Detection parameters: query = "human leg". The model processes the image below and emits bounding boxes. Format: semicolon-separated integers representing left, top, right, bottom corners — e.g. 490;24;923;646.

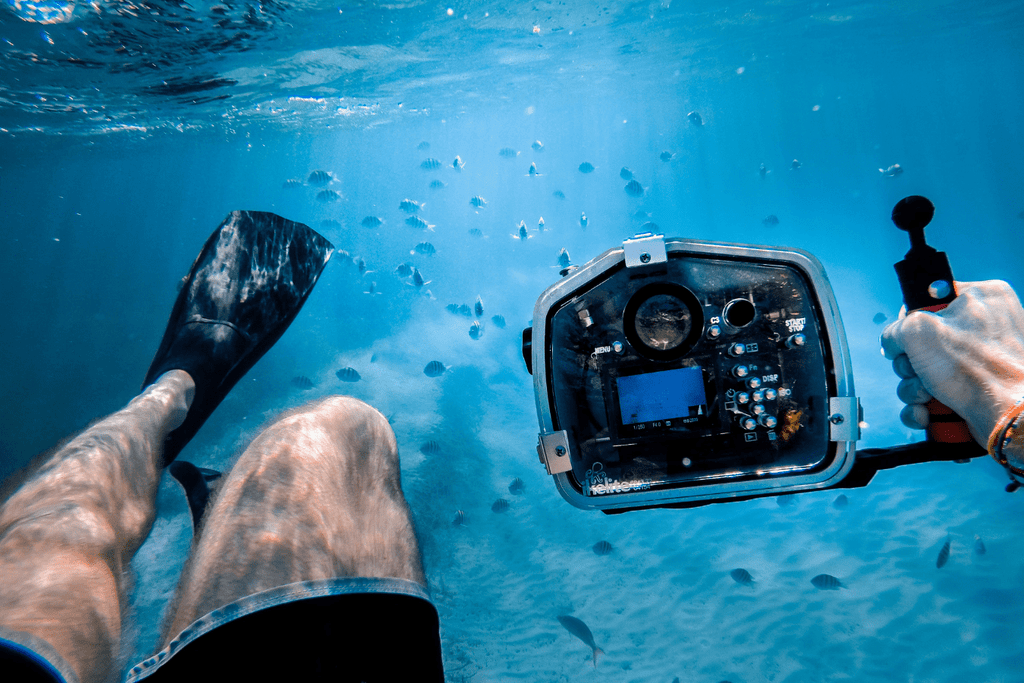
0;370;194;683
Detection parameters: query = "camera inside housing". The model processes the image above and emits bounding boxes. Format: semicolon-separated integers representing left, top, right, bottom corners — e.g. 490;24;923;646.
528;235;859;511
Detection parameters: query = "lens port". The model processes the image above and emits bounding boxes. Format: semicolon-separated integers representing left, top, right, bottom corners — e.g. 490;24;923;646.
623;283;704;361
724;299;756;328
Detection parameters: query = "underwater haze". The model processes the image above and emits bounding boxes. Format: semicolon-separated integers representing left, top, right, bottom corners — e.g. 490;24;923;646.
3;1;1024;681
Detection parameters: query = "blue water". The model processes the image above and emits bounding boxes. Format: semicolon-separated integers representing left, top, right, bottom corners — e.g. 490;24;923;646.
3;1;1024;681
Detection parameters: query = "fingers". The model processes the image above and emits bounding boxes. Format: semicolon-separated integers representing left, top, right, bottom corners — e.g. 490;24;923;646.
900;403;930;430
896;376;932;405
891;354;916;379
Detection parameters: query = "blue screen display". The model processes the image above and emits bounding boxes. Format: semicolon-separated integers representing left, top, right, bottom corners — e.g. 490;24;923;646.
616;366;707;425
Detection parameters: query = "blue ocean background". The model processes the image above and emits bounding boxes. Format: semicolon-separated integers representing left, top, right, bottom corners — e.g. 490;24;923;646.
2;1;1024;681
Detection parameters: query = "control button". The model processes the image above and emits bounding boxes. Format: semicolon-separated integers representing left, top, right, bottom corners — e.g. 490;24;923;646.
928;279;952;300
736;392;750;405
707;324;722;339
763;388;778;401
732;364;749;378
612;341;624;353
751;403;766;415
740;416;757;430
728;342;746;357
758;414;778;428
752;390;764;403
786;333;806;348
724;299;756;328
747;376;762;390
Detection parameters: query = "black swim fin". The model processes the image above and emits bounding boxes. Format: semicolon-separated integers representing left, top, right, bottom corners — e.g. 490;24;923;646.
144;211;334;466
168;461;223;532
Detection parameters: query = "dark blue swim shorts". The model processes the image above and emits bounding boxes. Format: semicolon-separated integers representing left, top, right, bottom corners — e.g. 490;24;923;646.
1;577;445;683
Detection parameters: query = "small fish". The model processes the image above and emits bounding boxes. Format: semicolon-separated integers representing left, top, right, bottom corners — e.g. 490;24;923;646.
429;179;447;190
491;498;510;513
528;162;541;176
291;375;315;390
832;494;849;509
538;217;545;231
335;367;361;382
399;198;424;213
405;215;435;231
556;616;604;668
474;296;484;317
316;189;341;202
370;353;378;363
791;159;802;170
411;267;430;288
578;161;595;173
660;151;674;162
445;303;459;314
624;179;644;197
620;167;633;180
353;257;368;275
872;312;887;325
307;169;332;185
557;248;571;268
413;242;436;256
395;262;414;278
639;221;660;232
420;158;441;170
974;534;986;555
320;219;342;230
499;147;519;158
423;360;447;377
452;155;465;171
579;212;588;229
762;214;779;226
508;477;525;495
531;140;544;151
470;195;487;208
452;510;466;527
458;303;473;317
879;163;903;177
552;190;566;200
469;321;483;340
687;110;703;126
759;163;769;179
491;314;506;328
592;540;613;556
810;574;845;590
416;140;431;150
730;568;755;587
468;228;484;237
936;537;951;568
514;221;530;241
282;178;303;189
420;440;442;456
361;216;384;229
363;281;381;296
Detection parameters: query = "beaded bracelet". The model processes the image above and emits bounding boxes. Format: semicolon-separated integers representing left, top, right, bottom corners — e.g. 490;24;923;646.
988;398;1024;478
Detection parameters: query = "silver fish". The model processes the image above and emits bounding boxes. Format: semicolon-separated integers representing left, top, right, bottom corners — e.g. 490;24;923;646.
335;367;361;382
508;477;525;495
687;110;703;126
730;568;755;587
491;314;506;328
515;221;529;241
624;179;644;197
832;494;849;509
620;167;633;180
556;615;603;667
361;216;384;229
320;219;342;230
759;162;769;179
491;498;510;513
468;228;483;237
762;214;779;226
810;574;845;590
429;179;446;190
592;540;613;556
308;169;332;185
420;440;442;455
974;534;986;555
879;163;903;177
499;147;519;158
469;321;482;340
413;242;436;256
420;158;441;170
452;510;466;527
557;248;571;268
470;195;487;208
639;221;660;232
458;304;472;317
578;161;595;173
405;215;435;231
291;375;315;390
538;217;545;231
416;140;431;150
316;189;341;202
936;537;951;568
528;162;540;176
660;151;674;162
791;159;802;170
282;178;303;189
579;212;587;229
474;296;484;317
452;155;465;171
395;262;414;278
399;198;423;213
411;267;430;288
531;140;544;151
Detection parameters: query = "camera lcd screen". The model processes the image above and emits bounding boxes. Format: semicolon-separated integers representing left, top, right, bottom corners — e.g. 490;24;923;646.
616;366;708;427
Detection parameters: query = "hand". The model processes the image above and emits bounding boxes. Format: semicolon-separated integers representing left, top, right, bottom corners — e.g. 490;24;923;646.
880;280;1024;447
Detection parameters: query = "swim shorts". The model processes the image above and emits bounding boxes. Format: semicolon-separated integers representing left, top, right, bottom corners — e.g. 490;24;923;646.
1;577;444;683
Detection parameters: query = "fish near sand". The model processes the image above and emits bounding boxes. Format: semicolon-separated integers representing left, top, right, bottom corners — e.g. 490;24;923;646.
762;214;779;226
730;568;755;587
491;498;510;513
474;296;484;317
316;189;341;202
417;141;431;150
411;267;430;289
557;615;604;667
491;314;506;328
810;574;845;590
624;179;644;197
468;228;483;237
936;537;951;568
307;169;332;185
420;158;441;170
361;216;383;229
537;216;545;231
423;360;447;377
399;198;424;213
514;221;530;241
499;147;519;158
470;195;487;208
879;163;903;177
469;321;483;340
791;159;802;170
832;494;849;509
532;140;544;151
974;535;987;555
579;212;588;229
429;179;446;190
335;367;361;382
528;162;541;176
557;248;571;268
413;242;436;256
452;510;466;527
620;167;633;180
420;440;442;455
552;190;566;200
291;375;315;390
592;540;613;556
660;151;675;162
578;161;595;173
405;215;435;231
759;163;769;179
508;477;525;495
452;155;465;171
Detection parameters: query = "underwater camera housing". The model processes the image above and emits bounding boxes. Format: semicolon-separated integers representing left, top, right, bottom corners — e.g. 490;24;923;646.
523;233;862;512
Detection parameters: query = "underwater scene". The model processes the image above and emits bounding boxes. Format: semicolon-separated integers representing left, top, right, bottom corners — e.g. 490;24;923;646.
2;0;1024;681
